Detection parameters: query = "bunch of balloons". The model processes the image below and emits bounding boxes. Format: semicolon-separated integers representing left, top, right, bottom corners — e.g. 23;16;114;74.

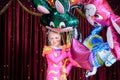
31;0;120;79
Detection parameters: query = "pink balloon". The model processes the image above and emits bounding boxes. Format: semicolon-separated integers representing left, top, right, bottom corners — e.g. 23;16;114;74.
71;38;92;70
84;0;120;60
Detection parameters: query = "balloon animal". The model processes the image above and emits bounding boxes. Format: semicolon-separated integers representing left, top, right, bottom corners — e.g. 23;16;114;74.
32;0;79;37
70;0;118;77
69;0;119;77
84;0;120;60
83;26;116;77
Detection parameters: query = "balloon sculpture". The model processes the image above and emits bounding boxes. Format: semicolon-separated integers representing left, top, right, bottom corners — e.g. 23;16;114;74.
70;0;119;77
84;0;120;60
70;26;116;77
32;0;80;38
83;26;116;77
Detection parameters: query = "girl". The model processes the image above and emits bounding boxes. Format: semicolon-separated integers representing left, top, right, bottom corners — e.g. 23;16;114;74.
43;31;75;80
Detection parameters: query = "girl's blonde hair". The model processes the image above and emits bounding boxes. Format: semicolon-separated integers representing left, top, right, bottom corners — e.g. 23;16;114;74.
46;30;72;46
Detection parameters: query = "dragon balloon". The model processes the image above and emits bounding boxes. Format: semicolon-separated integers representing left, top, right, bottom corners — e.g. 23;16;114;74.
32;0;79;35
83;26;116;77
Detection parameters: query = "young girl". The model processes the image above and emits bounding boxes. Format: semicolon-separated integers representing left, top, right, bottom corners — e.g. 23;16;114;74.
42;31;75;80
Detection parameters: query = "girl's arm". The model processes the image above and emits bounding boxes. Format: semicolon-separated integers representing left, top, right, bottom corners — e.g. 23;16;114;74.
65;63;73;75
46;52;68;63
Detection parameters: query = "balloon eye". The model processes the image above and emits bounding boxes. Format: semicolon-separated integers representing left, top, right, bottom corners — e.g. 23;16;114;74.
95;14;99;17
50;21;55;28
94;22;98;25
95;14;103;20
59;22;65;28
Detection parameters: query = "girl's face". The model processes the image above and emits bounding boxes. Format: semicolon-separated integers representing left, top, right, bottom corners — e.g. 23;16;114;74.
48;31;61;47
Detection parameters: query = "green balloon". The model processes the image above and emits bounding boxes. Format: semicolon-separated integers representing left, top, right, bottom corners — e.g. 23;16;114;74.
40;9;79;28
32;0;52;12
54;0;70;11
32;0;79;28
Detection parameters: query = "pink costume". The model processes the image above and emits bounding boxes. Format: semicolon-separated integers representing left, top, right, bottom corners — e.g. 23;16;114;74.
42;45;73;80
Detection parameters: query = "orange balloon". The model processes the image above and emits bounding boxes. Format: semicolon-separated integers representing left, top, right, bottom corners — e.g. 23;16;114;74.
70;0;83;6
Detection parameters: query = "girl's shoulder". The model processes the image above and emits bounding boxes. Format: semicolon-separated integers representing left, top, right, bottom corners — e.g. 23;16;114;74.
42;46;53;56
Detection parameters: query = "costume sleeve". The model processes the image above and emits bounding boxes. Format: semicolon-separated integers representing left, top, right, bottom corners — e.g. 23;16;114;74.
46;52;68;63
65;63;73;75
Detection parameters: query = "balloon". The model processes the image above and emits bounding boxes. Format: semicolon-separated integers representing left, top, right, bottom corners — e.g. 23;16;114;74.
70;0;83;6
32;0;52;14
83;26;104;50
57;0;70;12
84;0;120;60
90;43;113;67
40;10;79;28
83;26;116;77
32;0;79;33
32;0;70;14
84;4;97;26
71;38;92;70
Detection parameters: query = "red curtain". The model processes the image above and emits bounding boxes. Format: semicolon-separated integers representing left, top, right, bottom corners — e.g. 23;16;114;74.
0;0;120;80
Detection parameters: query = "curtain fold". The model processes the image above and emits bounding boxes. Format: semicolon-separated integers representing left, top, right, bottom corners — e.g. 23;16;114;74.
0;0;120;80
